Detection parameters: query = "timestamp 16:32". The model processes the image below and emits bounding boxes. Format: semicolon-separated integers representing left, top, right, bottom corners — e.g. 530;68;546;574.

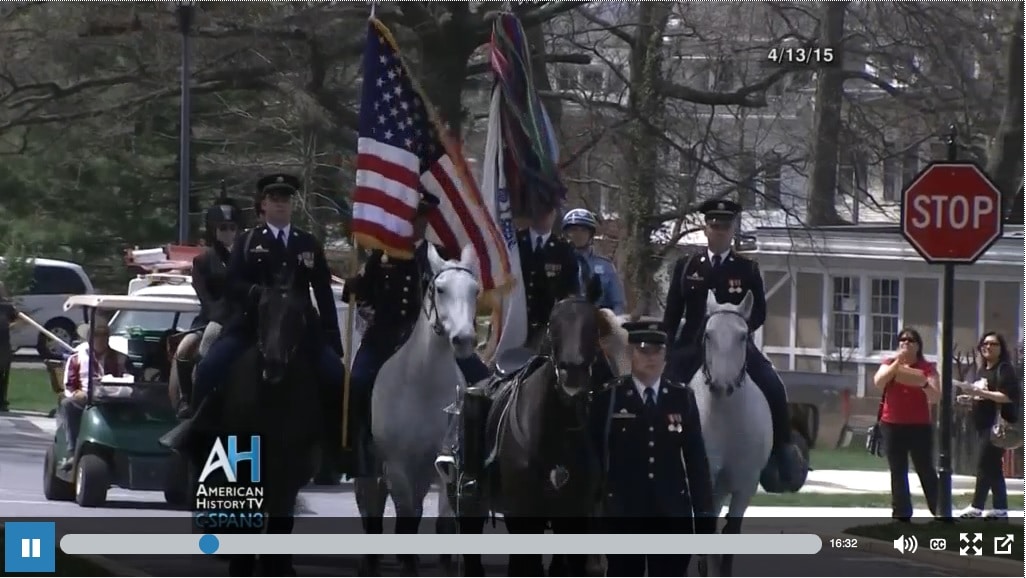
767;46;838;66
829;537;860;549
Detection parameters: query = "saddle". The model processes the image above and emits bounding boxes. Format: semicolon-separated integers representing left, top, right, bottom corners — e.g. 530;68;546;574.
483;354;549;468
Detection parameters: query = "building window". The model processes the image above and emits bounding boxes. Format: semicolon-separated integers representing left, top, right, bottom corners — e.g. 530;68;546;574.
763;152;783;207
580;67;606;93
555;65;575;91
882;147;900;202
677;149;699;205
736;152;757;208
871;278;901;352
831;276;860;350
901;143;920;186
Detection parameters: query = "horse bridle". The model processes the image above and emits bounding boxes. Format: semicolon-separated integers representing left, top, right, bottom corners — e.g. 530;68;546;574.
543;296;600;431
701;308;749;394
422;266;476;337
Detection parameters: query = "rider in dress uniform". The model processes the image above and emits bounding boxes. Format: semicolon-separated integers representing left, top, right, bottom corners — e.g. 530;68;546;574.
590;319;715;577
174;190;243;418
561;208;626;314
191;173;346;454
661;199;805;492
344;193;490;478
517;207;580;345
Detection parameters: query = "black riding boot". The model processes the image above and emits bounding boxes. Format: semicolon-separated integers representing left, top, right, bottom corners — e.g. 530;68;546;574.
459;387;491;500
175;358;195;419
314;382;343;485
351;388;378;478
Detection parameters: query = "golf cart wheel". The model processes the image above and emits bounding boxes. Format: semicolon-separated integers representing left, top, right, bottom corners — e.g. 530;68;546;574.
74;454;109;507
163;451;195;508
38;318;76;359
42;445;74;501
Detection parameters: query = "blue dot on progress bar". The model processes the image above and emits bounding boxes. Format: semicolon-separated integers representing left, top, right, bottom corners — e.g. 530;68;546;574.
199;534;220;555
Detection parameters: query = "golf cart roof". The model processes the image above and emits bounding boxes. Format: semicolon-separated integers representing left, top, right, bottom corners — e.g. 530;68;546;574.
64;294;201;314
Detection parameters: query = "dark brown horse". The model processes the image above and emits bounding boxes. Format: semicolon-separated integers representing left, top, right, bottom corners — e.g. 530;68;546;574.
455;276;615;577
167;272;322;576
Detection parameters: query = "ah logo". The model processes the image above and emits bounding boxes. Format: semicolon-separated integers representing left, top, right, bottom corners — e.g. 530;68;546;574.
4;521;56;573
198;435;261;484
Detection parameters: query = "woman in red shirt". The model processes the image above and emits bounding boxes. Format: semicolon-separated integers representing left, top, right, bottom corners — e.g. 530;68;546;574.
872;327;940;521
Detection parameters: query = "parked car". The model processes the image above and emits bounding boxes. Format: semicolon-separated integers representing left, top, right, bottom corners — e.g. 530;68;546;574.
6;258;95;358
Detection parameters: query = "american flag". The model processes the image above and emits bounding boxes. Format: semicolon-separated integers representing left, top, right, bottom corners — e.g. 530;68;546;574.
352;19;512;294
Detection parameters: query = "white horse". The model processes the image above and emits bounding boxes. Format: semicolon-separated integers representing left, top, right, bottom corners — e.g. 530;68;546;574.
692;290;773;577
354;243;480;577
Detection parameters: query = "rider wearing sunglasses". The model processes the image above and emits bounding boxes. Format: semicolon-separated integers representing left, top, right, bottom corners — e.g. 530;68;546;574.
173;190;244;418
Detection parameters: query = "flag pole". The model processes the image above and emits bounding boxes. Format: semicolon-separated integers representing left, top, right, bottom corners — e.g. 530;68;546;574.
343;0;379;451
341;238;357;450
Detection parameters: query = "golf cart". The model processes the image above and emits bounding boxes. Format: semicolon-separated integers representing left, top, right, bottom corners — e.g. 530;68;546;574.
42;294;201;508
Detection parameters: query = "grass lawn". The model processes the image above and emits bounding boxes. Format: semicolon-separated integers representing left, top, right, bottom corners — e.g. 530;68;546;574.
751;492;1024;509
846;519;1023;560
5;367;58;414
810;446;888;472
0;529;110;576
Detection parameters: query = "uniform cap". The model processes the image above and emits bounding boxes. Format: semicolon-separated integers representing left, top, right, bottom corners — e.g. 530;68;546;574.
698;199;742;223
256;173;301;197
622;318;667;346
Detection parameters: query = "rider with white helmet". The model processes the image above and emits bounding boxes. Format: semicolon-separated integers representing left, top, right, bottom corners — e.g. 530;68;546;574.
561;208;626;315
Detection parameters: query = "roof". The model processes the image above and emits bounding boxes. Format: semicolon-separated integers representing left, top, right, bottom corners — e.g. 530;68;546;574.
0;256;86;270
755;224;1024;266
129;284;198;298
124;245;203;273
63;294;201;313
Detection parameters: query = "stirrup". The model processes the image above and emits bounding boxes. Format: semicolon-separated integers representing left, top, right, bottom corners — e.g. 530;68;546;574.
434;454;456;483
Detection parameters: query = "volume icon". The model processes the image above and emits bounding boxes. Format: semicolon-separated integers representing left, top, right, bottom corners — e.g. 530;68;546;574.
893;535;918;554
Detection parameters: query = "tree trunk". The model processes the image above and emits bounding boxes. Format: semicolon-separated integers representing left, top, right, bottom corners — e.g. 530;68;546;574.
986;1;1024;223
418;28;476;136
806;1;848;226
622;2;671;316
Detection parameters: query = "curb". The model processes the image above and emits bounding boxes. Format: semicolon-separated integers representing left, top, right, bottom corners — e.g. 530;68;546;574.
3;409;51;418
1;521;151;577
827;531;1023;575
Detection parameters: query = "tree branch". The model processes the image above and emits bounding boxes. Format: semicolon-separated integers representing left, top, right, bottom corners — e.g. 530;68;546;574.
576;5;635;47
657;67;793;107
466;52;592;76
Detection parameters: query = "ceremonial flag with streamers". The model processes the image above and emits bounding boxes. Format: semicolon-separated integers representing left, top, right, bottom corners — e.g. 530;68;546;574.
484;13;565;357
482;84;527;359
351;18;512;296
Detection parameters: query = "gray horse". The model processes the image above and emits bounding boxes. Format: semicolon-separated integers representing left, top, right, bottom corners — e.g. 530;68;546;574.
354;244;481;577
694;290;772;577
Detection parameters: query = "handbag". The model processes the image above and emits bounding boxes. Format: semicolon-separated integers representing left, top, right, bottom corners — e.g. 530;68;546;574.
865;387;887;457
989;363;1022;450
990;416;1022;450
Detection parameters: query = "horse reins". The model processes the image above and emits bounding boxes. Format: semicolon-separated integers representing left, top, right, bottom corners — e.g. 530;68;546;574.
701;309;749;394
422;266;476;337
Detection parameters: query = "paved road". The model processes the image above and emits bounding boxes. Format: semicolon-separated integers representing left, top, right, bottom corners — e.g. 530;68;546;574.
0;413;1007;577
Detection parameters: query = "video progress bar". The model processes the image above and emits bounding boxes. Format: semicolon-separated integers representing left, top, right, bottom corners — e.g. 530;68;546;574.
60;533;823;556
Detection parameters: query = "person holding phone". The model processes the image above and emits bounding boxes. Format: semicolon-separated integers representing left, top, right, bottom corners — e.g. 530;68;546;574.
956;331;1020;519
872;327;940;521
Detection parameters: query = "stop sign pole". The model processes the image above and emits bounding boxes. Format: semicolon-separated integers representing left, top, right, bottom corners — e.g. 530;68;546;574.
900;125;1005;520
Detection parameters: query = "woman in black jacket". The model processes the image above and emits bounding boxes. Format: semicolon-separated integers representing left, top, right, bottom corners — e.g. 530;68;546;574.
957;331;1020;519
0;283;15;412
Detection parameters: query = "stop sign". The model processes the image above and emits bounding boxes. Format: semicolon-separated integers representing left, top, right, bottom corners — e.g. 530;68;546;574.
900;162;1004;264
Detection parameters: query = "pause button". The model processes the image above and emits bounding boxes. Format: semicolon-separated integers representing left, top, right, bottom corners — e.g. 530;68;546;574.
21;538;42;558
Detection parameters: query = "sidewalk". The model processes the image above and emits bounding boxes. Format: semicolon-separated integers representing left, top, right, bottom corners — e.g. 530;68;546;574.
797;468;1024;495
